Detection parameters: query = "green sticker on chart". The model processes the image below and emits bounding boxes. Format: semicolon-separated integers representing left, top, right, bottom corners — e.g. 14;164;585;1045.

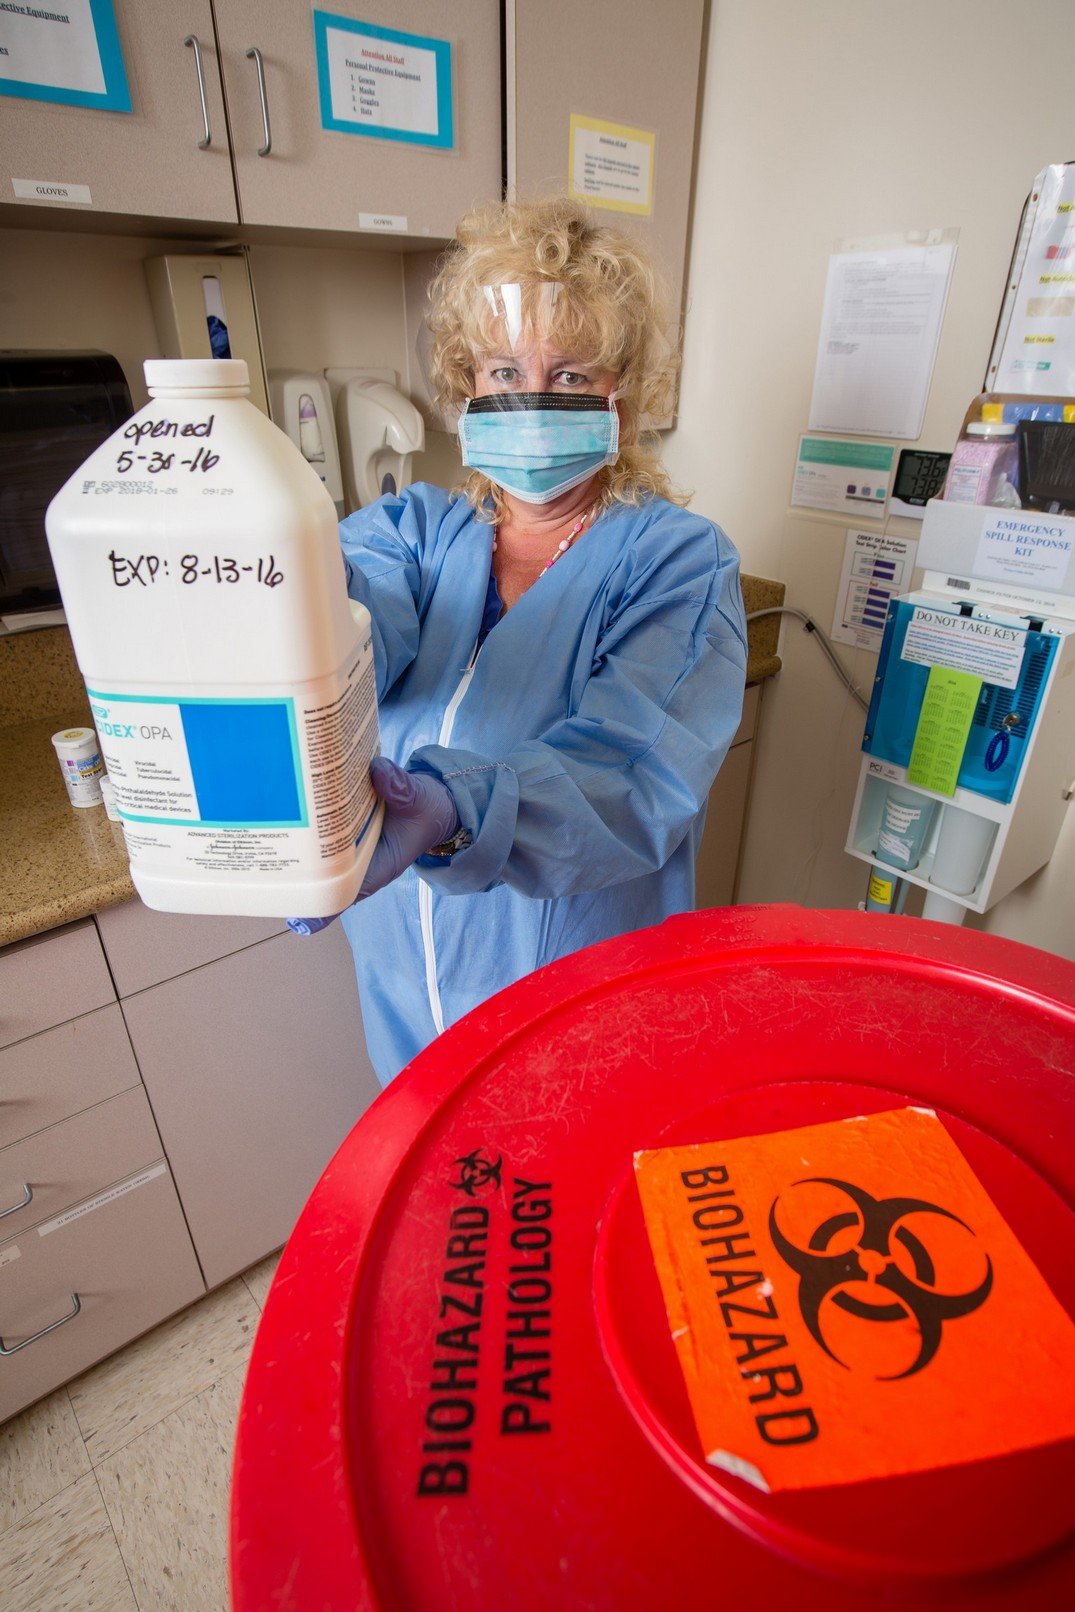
906;666;983;796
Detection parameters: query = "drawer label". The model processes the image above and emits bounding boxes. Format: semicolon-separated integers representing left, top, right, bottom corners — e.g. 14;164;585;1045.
0;1244;21;1268
37;1162;167;1238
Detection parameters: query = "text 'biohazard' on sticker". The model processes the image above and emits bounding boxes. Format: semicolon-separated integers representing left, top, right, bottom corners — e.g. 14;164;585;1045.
634;1106;1075;1492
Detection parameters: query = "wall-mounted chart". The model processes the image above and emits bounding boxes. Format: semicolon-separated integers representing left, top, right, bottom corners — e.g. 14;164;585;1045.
313;10;453;148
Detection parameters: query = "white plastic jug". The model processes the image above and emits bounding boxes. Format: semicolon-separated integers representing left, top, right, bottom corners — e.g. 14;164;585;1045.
46;358;382;918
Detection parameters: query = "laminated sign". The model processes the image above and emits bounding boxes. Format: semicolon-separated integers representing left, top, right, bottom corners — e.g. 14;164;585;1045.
634;1106;1075;1492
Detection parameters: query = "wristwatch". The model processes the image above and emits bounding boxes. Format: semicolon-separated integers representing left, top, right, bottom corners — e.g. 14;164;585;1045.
426;826;473;858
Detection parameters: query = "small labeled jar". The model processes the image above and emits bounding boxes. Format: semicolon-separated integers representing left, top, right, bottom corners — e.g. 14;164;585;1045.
51;727;105;807
944;422;1018;506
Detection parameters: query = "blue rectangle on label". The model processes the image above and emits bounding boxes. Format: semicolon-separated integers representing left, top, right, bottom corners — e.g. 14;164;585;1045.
180;701;301;824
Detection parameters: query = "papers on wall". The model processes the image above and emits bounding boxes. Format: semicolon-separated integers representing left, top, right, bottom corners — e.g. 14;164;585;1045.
792;436;895;517
313;10;453;148
808;233;957;439
831;529;918;651
0;0;130;112
569;115;655;217
990;163;1075;397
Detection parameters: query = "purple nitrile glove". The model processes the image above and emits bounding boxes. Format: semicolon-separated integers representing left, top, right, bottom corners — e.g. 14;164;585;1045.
359;755;459;897
286;756;459;935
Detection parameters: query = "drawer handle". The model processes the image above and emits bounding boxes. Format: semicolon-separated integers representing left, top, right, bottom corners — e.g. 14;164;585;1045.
245;47;272;156
0;1293;81;1356
185;34;213;150
0;1182;32;1220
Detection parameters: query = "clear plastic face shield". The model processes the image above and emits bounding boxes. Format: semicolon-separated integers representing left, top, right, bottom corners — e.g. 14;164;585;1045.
479;281;562;356
457;281;621;503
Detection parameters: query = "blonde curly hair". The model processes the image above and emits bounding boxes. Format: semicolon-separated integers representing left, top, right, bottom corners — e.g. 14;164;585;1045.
426;195;686;516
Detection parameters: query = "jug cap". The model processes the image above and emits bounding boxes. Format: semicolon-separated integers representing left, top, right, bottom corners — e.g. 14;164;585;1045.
144;358;250;393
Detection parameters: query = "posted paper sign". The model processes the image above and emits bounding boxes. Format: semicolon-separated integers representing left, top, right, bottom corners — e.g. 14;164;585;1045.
635;1107;1075;1493
994;164;1075;396
905;666;982;796
974;513;1075;593
569;114;655;217
0;0;130;111
900;606;1026;690
313;10;453;148
832;529;918;650
809;239;956;440
792;436;894;517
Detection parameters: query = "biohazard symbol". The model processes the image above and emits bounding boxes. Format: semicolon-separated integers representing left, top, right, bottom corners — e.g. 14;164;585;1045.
450;1149;503;1197
769;1177;993;1380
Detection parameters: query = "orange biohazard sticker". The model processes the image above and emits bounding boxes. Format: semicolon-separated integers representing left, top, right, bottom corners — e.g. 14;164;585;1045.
634;1106;1075;1492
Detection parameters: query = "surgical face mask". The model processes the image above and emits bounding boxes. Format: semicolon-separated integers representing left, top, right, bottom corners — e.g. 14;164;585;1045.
457;391;620;505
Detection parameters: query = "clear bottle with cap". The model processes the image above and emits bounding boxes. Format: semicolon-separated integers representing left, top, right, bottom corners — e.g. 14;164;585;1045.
45;358;382;917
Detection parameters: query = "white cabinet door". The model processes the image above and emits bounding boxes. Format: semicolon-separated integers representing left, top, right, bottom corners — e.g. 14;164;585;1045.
0;0;237;224
213;0;502;236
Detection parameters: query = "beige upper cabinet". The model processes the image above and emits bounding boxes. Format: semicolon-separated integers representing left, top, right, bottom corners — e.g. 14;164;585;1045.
212;0;502;238
0;0;237;224
506;0;705;336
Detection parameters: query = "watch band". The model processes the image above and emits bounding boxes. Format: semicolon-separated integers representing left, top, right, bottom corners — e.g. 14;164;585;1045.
426;826;473;858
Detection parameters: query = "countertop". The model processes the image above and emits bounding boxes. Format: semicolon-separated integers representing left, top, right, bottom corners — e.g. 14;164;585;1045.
1;574;784;947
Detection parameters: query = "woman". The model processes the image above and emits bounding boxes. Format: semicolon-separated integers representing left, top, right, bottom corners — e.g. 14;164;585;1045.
329;196;747;1084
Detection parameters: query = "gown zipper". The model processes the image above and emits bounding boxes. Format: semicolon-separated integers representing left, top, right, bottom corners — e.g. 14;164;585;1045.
419;642;479;1036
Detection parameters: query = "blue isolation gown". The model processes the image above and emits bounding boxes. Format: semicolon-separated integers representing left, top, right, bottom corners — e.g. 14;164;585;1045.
340;482;748;1084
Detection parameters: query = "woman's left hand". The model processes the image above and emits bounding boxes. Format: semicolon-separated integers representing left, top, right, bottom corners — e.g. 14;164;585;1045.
287;757;459;934
360;757;460;896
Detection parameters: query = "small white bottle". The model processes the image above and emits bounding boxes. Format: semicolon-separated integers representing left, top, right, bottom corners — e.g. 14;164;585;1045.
51;727;105;807
46;359;382;918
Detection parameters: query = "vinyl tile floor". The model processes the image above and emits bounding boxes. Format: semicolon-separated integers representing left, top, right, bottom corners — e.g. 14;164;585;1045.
0;1251;281;1612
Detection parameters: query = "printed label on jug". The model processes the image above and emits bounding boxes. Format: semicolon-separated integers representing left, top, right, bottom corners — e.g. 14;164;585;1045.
87;642;378;877
301;648;379;859
88;690;306;828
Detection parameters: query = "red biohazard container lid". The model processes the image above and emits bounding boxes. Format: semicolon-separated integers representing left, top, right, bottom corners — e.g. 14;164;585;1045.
231;907;1075;1609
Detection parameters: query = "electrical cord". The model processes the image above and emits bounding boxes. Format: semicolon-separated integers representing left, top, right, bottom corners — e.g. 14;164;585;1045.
746;606;870;712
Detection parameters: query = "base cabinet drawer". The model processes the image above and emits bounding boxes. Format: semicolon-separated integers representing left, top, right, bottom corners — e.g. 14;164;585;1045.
0;920;115;1052
0;1004;143;1151
0;1163;204;1421
0;1086;167;1241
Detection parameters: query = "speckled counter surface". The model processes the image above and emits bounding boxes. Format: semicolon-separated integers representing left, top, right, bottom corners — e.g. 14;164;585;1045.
1;577;784;947
0;713;134;946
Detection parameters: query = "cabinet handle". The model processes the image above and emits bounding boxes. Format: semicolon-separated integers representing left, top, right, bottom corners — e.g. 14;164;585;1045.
184;34;212;150
0;1182;32;1220
0;1293;81;1357
245;47;272;156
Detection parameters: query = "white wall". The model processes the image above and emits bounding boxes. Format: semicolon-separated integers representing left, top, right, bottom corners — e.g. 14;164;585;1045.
663;0;1075;958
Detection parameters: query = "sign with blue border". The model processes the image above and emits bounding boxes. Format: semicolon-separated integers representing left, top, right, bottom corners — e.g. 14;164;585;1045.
312;9;452;148
0;0;131;112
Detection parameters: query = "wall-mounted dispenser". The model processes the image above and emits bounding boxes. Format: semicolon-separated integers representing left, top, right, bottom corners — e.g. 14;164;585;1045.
268;371;344;517
144;254;270;415
324;368;425;513
846;499;1075;923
